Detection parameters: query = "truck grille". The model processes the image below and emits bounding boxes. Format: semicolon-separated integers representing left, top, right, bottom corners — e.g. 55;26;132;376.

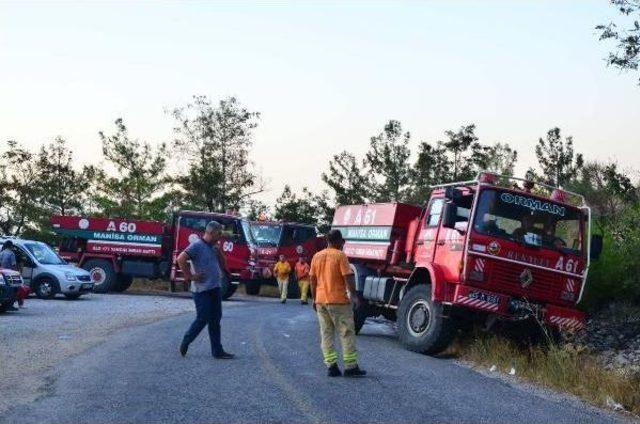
77;275;91;282
486;260;576;305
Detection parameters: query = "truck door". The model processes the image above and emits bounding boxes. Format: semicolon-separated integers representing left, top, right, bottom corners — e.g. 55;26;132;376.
433;195;473;282
414;198;444;265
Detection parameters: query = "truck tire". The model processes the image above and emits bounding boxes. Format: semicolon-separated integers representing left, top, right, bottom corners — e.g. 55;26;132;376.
112;274;134;293
34;277;58;299
245;281;261;296
82;259;116;293
397;284;456;355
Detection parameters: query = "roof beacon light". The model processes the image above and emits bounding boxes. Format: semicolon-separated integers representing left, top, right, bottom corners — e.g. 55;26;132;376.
551;189;567;203
479;172;497;185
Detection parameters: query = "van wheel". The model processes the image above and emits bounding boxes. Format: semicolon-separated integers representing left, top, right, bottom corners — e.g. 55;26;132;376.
397;285;456;354
34;278;58;299
82;259;116;293
245;282;261;296
112;275;134;292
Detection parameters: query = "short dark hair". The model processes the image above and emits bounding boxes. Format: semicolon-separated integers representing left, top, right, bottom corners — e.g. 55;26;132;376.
2;240;14;250
206;221;222;233
326;229;344;246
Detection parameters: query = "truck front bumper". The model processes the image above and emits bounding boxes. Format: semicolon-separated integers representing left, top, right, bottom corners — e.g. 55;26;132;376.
452;284;585;331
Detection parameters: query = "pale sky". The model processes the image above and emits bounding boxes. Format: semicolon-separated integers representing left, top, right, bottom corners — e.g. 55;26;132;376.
1;1;639;205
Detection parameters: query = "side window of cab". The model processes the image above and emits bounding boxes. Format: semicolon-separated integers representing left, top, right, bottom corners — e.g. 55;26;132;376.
425;198;445;228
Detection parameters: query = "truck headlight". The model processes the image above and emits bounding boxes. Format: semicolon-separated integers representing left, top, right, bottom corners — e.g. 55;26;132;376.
65;272;77;281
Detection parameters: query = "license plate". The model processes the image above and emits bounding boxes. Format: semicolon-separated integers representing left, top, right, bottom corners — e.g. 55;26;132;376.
81;283;93;289
468;290;500;305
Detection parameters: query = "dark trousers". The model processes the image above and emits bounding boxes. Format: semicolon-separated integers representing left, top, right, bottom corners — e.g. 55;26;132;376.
182;287;223;356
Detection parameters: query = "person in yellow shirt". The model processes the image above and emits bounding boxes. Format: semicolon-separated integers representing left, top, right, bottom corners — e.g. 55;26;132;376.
273;254;291;304
310;229;366;378
295;256;311;305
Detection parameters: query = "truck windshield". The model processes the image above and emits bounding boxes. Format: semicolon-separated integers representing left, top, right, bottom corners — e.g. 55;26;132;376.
249;224;282;247
25;242;66;265
473;189;583;255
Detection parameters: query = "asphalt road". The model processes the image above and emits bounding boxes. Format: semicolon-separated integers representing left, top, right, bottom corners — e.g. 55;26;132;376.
0;295;625;424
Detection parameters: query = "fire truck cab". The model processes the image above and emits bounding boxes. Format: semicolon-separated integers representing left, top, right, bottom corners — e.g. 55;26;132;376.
333;173;602;354
245;221;323;296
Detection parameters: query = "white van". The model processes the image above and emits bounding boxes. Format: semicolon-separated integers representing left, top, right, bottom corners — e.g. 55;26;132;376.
0;237;93;299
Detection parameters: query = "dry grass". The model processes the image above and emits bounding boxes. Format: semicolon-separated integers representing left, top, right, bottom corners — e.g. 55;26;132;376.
448;331;640;416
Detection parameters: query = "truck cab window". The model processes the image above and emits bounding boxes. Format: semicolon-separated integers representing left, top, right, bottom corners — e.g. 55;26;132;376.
425;199;444;227
293;227;316;244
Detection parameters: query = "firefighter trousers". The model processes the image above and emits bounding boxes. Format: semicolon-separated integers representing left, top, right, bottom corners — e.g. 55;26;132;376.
316;303;358;369
298;278;310;302
277;277;288;300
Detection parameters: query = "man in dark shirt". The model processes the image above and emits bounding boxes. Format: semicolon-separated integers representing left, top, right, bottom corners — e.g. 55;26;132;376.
177;221;234;359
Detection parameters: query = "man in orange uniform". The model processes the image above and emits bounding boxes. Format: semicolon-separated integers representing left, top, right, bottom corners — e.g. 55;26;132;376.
310;229;366;377
273;254;291;304
295;256;311;305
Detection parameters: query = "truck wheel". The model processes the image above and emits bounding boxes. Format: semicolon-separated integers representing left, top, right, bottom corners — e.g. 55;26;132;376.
245;281;261;296
82;259;116;293
34;277;58;299
221;279;237;300
397;285;456;355
112;274;134;292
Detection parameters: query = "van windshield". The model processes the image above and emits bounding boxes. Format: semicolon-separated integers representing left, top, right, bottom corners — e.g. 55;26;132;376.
25;242;66;265
473;189;583;255
249;224;282;247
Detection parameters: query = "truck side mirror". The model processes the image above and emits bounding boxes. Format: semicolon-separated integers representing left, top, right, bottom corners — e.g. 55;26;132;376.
442;202;458;229
590;234;603;261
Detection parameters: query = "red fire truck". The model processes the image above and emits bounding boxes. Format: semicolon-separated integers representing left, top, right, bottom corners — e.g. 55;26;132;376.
51;210;257;299
333;173;602;354
245;221;324;296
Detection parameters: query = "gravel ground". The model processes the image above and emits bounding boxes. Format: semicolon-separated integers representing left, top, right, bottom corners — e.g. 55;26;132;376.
0;293;202;414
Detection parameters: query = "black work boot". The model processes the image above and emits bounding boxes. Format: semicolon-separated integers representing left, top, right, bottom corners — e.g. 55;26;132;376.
179;342;189;357
327;363;342;377
343;366;367;378
213;351;235;359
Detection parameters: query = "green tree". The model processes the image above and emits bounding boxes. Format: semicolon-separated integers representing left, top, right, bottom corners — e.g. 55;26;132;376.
172;95;262;212
442;124;481;180
408;141;451;203
273;186;333;231
98;118;169;220
37;137;90;216
243;199;270;221
477;143;518;176
365;120;412;202
0;141;46;235
534;127;583;187
321;151;371;205
569;161;637;232
596;0;640;85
